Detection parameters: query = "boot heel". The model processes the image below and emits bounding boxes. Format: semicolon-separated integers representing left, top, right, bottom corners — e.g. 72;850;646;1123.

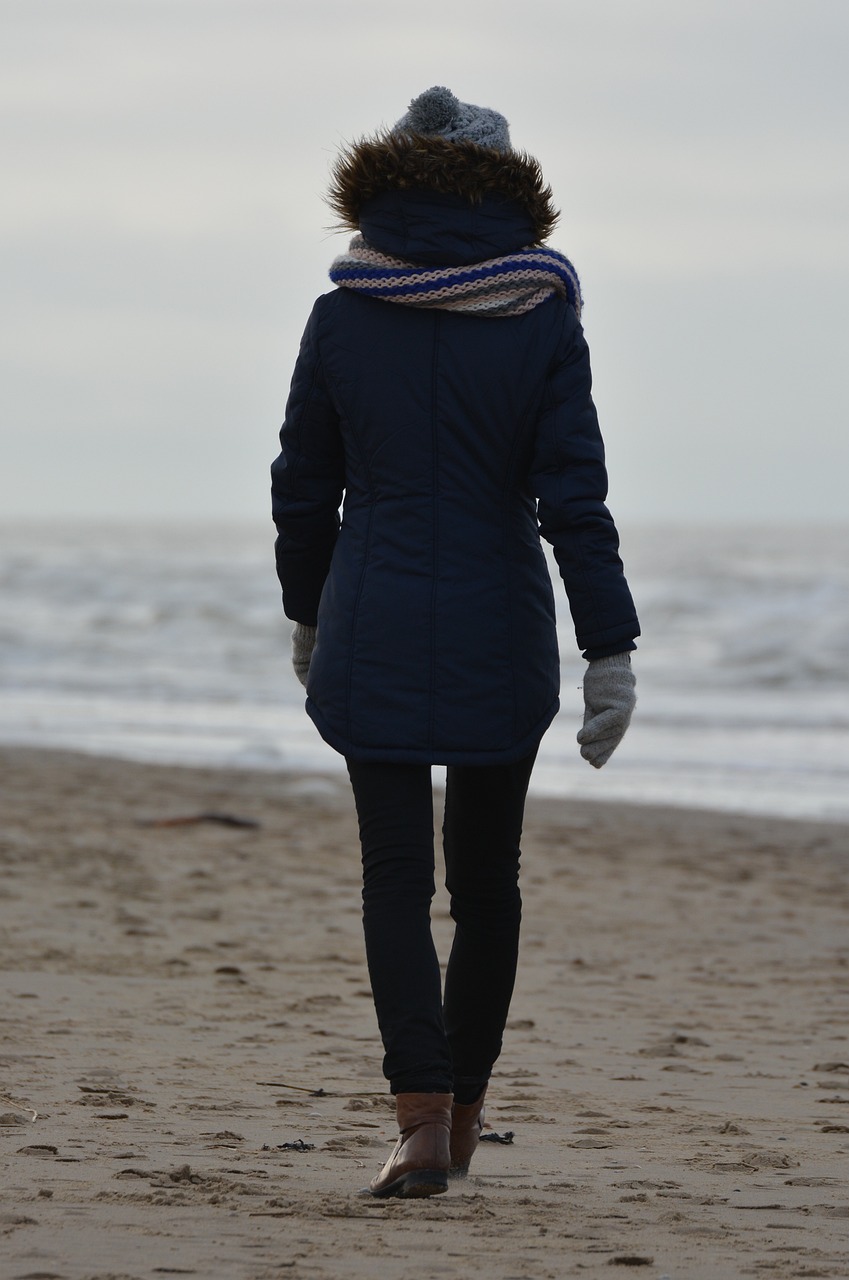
449;1087;487;1177
396;1168;448;1198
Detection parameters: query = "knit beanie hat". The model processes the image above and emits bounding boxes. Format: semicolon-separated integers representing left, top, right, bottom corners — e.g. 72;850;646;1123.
393;86;511;153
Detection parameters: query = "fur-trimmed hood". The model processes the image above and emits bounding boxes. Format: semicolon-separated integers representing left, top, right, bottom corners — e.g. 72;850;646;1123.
327;133;559;244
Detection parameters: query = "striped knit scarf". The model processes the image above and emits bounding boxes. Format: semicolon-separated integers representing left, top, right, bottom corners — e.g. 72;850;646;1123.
329;235;582;319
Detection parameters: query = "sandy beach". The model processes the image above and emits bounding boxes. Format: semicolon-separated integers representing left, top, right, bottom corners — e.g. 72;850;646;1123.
1;745;848;1279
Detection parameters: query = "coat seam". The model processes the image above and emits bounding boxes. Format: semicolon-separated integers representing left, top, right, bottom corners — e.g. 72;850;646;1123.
501;382;547;744
428;313;441;754
319;304;380;748
345;504;374;745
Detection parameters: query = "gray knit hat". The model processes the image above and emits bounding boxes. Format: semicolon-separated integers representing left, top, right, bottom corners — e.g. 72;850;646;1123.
393;86;511;153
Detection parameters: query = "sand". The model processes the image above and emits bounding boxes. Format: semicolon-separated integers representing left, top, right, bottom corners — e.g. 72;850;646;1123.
1;745;848;1280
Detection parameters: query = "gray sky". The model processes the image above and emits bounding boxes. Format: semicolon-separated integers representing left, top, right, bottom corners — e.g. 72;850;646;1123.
2;0;847;525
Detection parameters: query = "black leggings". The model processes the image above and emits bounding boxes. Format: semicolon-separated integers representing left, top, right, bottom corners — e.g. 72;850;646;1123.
346;749;537;1098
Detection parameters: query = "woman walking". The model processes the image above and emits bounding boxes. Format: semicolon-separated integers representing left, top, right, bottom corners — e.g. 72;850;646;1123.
271;87;639;1198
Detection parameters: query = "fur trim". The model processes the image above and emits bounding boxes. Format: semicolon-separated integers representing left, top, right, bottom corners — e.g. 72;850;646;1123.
327;133;559;243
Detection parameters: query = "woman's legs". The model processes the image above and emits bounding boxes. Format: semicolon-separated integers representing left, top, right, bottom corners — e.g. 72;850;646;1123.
346;760;453;1095
346;748;537;1100
442;748;537;1104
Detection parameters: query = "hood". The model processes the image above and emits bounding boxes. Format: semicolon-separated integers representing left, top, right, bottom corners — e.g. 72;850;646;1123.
327;133;559;268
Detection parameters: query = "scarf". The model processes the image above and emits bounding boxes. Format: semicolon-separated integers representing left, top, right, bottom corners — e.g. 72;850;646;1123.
329;235;582;319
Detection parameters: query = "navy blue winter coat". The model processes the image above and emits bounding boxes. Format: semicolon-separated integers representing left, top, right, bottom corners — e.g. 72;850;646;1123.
272;135;639;765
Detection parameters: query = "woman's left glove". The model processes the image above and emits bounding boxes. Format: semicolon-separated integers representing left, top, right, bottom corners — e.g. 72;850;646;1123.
577;652;636;768
291;623;317;688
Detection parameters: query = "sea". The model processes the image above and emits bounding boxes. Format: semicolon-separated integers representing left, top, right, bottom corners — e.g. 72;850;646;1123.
1;521;848;823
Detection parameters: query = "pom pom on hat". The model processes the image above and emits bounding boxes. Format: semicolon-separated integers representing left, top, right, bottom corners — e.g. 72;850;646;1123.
394;86;511;152
406;86;460;134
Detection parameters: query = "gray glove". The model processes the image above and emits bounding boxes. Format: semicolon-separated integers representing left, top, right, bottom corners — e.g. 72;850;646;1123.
577;652;636;768
291;623;317;688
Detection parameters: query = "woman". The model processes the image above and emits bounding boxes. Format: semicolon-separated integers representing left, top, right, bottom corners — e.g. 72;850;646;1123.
271;87;639;1198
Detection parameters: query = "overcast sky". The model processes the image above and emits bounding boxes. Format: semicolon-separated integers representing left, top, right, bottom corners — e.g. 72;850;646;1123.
2;0;847;526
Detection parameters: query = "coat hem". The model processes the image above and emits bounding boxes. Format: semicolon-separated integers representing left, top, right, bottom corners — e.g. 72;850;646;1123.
304;697;559;766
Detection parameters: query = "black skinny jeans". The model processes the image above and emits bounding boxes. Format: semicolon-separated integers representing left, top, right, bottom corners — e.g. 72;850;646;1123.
346;749;537;1099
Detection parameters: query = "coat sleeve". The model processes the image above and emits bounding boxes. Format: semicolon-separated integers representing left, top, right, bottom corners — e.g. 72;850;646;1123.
529;308;640;657
271;300;345;626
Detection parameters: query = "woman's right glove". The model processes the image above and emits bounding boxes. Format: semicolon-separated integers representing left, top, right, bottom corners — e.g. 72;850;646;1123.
577;652;636;768
291;623;317;688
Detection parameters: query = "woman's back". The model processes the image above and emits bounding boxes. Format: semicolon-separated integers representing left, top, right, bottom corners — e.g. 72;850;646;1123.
297;287;571;761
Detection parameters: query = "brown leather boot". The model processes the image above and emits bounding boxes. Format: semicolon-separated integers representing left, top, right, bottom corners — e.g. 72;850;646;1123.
449;1086;487;1178
368;1092;452;1198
